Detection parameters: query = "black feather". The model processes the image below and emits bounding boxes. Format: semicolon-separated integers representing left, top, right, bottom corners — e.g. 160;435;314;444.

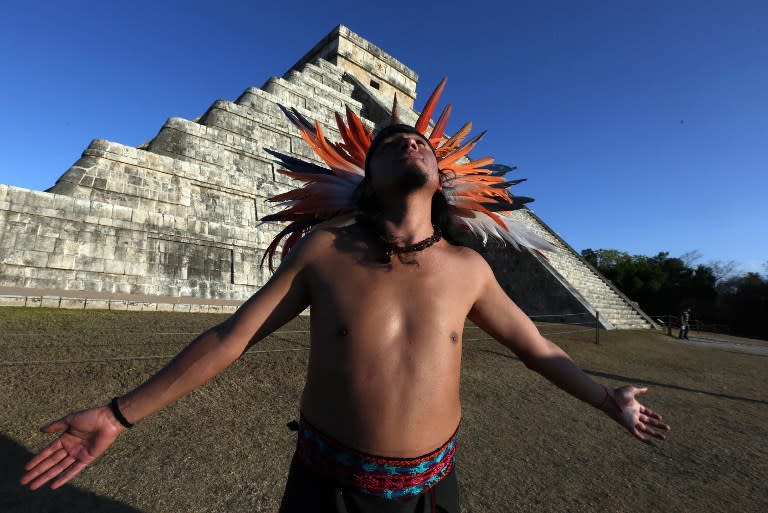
278;104;316;135
482;164;518;176
481;196;534;211
489;178;527;189
263;148;333;176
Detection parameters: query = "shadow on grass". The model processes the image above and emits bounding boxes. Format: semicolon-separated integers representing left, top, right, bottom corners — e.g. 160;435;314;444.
1;434;143;513
477;349;768;406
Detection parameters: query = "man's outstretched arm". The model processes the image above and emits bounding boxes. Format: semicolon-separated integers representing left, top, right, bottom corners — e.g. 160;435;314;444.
467;259;670;444
21;239;312;490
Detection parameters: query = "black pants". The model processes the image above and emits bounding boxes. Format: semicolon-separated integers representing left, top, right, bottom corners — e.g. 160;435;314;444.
278;452;460;513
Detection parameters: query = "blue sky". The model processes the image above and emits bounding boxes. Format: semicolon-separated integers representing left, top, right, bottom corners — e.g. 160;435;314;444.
1;1;765;274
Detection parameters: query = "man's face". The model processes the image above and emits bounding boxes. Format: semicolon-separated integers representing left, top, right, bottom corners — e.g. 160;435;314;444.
366;131;440;195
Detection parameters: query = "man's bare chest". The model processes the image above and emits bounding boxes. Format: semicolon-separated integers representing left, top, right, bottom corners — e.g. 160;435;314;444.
306;251;476;327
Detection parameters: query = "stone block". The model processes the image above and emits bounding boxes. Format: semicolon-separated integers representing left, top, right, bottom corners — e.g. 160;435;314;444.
71;198;91;216
89;202;114;219
0;295;26;307
113;282;133;294
156;303;175;312
38;221;65;238
0;232;16;250
55;239;82;256
48;254;76;270
84;299;110;310
26;296;43;307
131;209;148;224
0;296;27;307
22;250;49;267
83;279;105;292
103;259;126;274
147;212;163;227
125;301;144;311
113;205;133;222
34;236;58;253
173;303;192;312
60;298;86;309
74;256;105;273
124;261;148;276
65;279;85;290
109;300;128;311
29;191;57;209
41;296;61;308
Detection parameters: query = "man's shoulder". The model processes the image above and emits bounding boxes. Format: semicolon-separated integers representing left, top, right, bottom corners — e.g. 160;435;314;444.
440;242;493;273
291;226;341;255
288;223;359;260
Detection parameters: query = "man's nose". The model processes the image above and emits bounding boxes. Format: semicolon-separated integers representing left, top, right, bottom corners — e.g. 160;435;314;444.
401;136;419;149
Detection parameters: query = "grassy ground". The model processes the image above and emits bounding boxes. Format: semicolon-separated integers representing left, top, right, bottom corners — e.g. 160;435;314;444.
1;307;766;513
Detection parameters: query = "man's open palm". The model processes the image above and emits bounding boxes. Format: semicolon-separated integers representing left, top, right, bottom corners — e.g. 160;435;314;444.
614;386;670;444
20;406;124;490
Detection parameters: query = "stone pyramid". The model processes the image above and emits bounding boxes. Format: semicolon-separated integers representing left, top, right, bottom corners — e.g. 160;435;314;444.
0;25;654;329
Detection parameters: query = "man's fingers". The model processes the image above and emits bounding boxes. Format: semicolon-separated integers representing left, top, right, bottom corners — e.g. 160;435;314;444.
23;447;67;482
641;415;671;431
50;461;89;490
24;440;63;471
22;449;68;490
637;422;667;440
28;454;76;491
640;406;663;420
631;427;652;445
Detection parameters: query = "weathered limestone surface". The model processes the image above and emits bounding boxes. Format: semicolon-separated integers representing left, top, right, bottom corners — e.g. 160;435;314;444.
288;25;418;109
0;25;652;328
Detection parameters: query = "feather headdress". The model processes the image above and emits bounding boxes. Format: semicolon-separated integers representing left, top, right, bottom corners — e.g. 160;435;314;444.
260;78;555;270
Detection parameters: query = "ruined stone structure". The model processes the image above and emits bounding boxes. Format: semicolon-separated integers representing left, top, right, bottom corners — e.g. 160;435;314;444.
0;25;654;328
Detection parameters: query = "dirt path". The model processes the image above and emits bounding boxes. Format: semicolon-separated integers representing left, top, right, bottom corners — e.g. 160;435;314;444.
663;333;768;356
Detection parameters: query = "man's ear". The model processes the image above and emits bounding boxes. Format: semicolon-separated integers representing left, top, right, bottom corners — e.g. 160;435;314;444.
437;171;448;191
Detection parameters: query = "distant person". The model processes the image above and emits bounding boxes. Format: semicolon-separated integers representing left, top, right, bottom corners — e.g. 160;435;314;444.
679;307;691;339
21;80;669;513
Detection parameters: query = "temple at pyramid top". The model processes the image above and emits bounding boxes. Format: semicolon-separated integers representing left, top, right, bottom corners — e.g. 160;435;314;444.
288;25;419;109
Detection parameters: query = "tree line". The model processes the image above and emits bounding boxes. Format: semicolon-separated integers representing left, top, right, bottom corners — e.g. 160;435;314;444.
581;249;768;339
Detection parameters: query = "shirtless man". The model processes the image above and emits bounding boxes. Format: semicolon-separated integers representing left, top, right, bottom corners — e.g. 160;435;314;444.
21;124;670;512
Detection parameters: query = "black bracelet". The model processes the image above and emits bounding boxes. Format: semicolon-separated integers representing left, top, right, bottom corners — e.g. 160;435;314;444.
110;397;134;428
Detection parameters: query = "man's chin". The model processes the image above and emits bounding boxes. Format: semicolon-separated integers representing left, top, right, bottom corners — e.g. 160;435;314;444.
398;169;429;192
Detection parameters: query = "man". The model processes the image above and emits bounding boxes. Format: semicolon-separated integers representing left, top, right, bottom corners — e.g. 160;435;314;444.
21;82;669;512
679;307;691;339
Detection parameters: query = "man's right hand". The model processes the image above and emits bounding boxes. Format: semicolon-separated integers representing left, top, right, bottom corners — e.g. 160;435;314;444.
20;405;125;490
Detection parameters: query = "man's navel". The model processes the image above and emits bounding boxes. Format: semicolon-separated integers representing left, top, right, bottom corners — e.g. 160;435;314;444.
450;331;459;344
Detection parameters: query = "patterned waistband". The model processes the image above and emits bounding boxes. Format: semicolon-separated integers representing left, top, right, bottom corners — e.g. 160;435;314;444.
296;415;459;499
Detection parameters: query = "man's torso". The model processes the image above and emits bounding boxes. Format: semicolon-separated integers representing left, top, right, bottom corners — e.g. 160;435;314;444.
297;225;486;457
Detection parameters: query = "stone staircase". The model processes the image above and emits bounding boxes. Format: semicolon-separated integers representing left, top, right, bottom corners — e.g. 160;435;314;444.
505;210;655;329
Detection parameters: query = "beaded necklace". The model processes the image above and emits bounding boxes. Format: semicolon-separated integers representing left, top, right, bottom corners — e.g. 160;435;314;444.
379;227;442;263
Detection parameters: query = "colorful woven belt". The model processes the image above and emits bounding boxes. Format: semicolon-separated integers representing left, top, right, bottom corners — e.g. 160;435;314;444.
296;416;459;499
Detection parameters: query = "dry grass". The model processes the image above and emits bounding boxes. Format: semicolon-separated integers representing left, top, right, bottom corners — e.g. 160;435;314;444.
1;307;766;513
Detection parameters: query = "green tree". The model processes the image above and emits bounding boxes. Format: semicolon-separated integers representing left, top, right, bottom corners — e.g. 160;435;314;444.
582;248;765;338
